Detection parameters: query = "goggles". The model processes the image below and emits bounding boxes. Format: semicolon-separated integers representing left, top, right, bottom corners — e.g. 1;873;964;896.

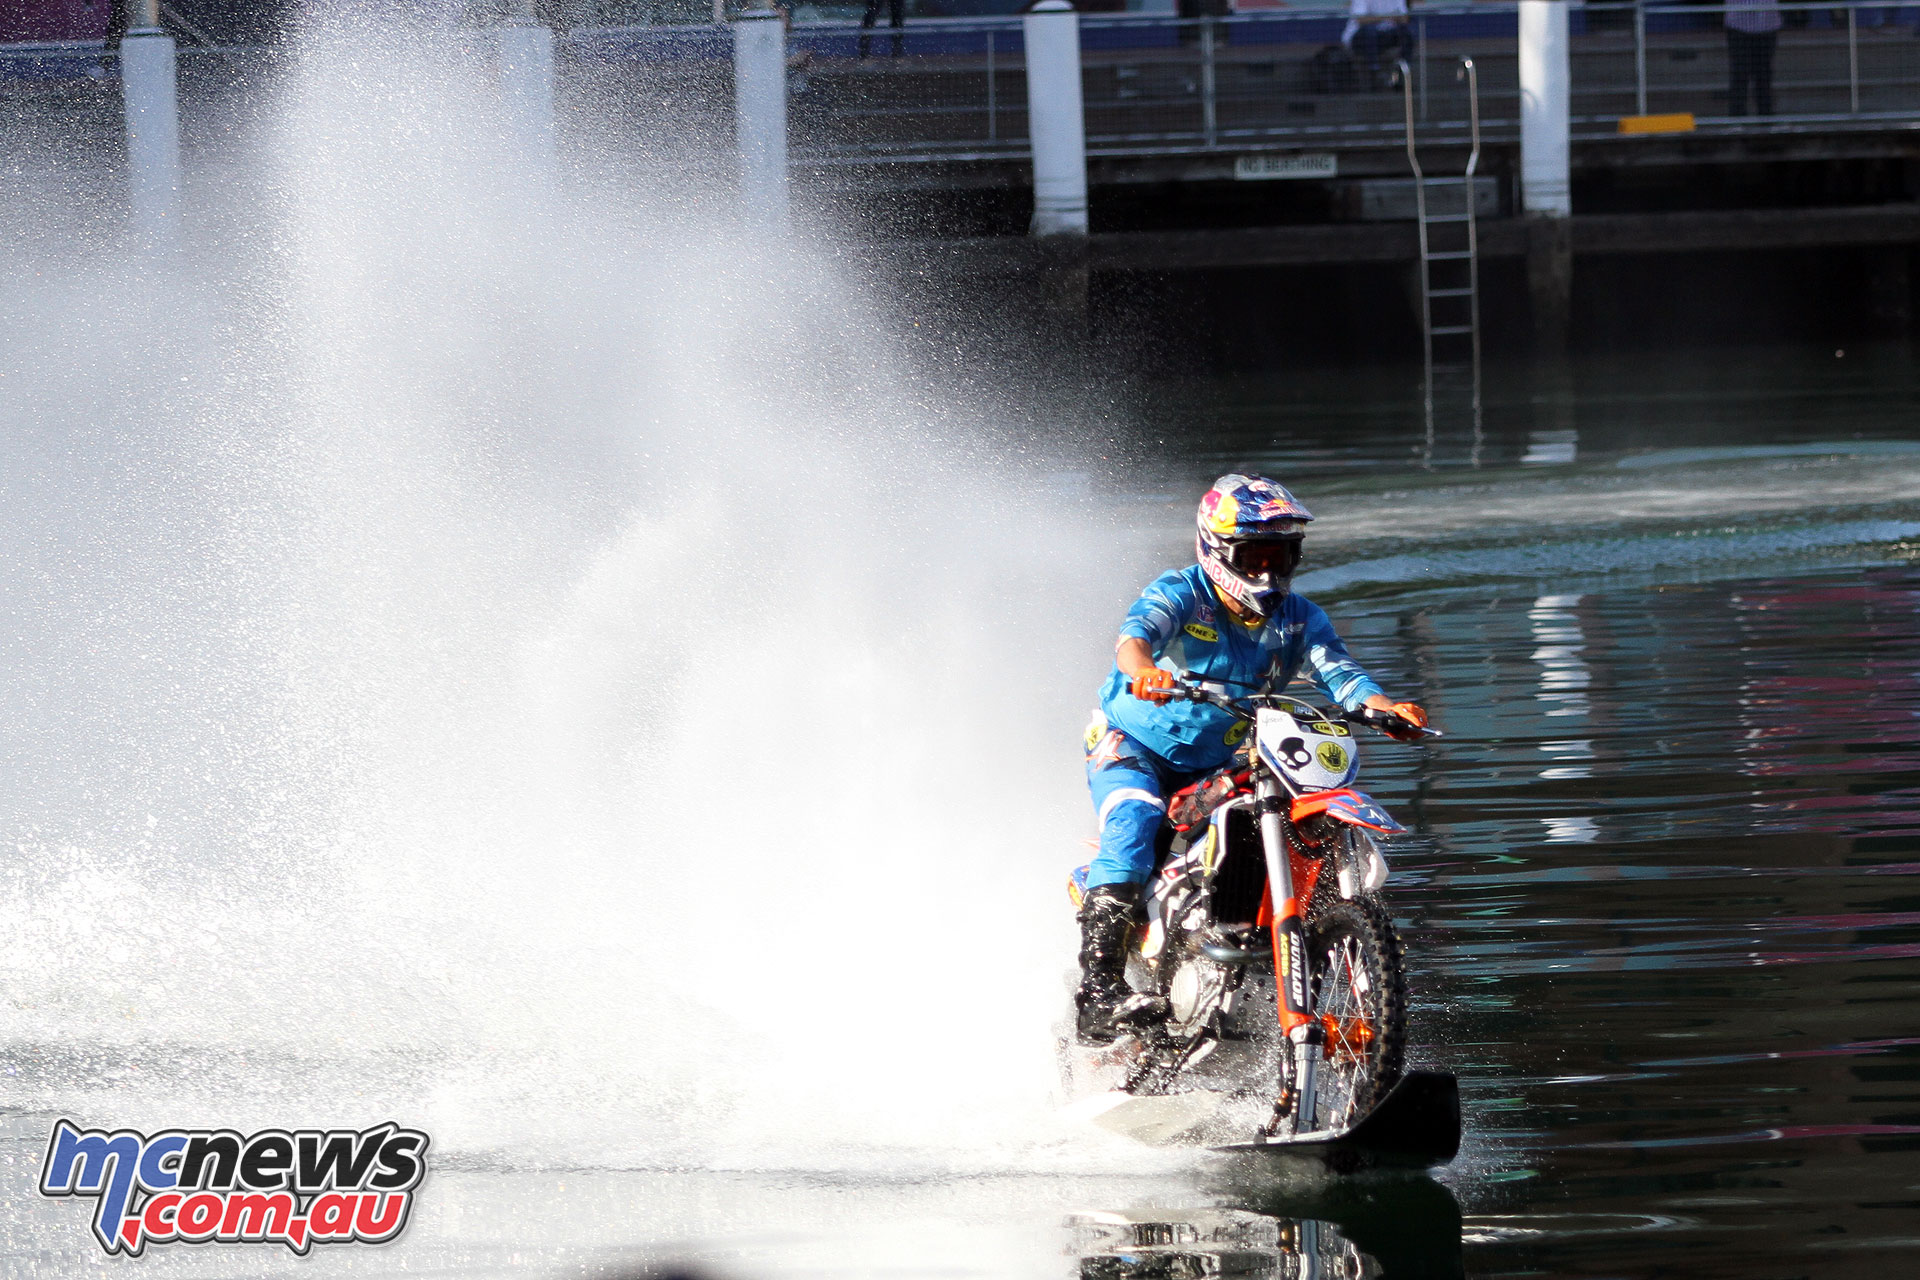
1228;538;1304;579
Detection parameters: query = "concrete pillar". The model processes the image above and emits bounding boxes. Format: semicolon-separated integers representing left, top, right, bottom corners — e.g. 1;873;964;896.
1527;216;1572;350
1868;245;1913;336
1037;236;1092;333
732;10;789;227
1023;0;1088;237
120;9;181;243
1519;0;1570;218
1520;1;1572;347
498;9;557;168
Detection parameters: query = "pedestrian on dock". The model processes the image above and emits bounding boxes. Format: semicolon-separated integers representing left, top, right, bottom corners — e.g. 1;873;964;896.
1341;0;1415;92
858;0;904;59
1725;0;1782;117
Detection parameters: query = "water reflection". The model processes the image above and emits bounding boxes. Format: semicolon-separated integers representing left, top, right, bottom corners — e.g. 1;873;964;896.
1338;564;1920;1271
1070;1178;1464;1280
1527;594;1590;722
1107;355;1920;1276
1519;431;1578;467
1151;345;1920;484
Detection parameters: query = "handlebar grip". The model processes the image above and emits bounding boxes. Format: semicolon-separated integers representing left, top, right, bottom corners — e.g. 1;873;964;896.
1344;706;1443;739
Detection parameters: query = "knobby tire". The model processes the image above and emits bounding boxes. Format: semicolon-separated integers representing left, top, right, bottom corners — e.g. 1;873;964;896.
1299;894;1407;1132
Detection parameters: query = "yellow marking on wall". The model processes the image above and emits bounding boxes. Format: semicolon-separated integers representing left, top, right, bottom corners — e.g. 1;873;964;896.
1618;113;1695;135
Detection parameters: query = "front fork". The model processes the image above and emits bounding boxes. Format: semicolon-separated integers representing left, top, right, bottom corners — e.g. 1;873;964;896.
1257;776;1322;1135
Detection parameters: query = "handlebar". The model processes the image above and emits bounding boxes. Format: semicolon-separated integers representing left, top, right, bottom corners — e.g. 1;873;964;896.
1346;703;1445;741
1156;683;1247;712
1157;679;1443;740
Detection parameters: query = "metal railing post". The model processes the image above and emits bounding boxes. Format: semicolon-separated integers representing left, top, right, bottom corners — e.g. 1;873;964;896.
1848;6;1860;114
987;28;998;143
1461;57;1482;411
1399;62;1433;414
1201;17;1218;148
1419;15;1429;120
1634;0;1647;116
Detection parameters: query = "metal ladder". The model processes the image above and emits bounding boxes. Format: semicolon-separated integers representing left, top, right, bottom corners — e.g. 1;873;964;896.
1398;57;1483;458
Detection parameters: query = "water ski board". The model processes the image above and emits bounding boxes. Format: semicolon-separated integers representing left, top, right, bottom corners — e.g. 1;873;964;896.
1211;1070;1461;1173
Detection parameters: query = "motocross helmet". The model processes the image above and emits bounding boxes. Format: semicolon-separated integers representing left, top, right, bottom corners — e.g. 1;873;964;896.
1195;473;1313;621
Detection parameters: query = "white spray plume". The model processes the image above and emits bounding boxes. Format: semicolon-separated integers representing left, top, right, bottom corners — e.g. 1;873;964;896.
0;14;1174;1178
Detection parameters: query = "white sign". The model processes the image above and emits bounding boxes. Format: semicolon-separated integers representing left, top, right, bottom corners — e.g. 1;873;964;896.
1234;153;1338;181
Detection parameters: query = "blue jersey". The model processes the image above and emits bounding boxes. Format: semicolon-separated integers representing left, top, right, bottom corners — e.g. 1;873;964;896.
1098;565;1384;773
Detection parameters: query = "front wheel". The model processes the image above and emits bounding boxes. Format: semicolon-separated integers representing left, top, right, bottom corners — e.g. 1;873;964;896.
1296;895;1407;1132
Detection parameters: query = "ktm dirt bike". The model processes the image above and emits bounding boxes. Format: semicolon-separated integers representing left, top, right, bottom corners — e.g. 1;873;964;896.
1067;681;1461;1169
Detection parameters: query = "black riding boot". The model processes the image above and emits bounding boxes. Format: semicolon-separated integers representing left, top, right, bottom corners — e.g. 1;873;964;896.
1075;884;1170;1045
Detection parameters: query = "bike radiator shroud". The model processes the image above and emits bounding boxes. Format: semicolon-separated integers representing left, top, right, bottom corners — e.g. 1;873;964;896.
1199;804;1274;925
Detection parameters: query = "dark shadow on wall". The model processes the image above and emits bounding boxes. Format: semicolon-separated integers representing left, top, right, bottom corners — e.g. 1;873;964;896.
1078;246;1917;375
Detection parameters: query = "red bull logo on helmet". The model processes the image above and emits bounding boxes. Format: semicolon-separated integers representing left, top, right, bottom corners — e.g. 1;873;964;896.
1200;551;1259;608
1201;475;1313;538
1198;487;1240;536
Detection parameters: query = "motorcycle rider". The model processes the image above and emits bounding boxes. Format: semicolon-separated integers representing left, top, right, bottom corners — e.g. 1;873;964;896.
1075;473;1430;1044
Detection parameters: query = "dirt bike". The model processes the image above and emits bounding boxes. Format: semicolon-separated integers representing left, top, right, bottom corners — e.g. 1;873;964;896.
1064;679;1461;1172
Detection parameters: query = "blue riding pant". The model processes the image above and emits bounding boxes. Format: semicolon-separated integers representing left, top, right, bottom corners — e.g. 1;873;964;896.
1084;724;1202;890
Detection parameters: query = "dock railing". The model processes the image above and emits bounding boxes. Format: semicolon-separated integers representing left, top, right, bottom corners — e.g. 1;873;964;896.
559;4;1920;164
572;10;1527;163
9;5;1920;170
1591;1;1920;125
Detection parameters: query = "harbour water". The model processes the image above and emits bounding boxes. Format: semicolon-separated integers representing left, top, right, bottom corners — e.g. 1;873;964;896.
5;338;1915;1277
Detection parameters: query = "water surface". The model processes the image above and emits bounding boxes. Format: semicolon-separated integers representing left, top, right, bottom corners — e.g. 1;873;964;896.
1105;345;1920;1278
3;157;1917;1276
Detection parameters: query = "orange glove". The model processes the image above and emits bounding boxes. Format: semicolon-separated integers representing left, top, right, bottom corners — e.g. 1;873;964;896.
1130;668;1178;704
1385;701;1429;739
